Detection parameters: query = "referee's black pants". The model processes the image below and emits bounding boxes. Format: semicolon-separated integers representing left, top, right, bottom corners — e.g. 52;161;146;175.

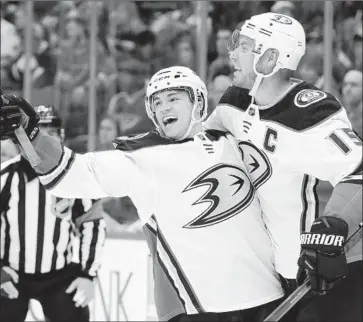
0;264;89;322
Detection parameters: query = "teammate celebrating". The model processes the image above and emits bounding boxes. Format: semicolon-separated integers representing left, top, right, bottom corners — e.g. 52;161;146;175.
204;12;362;321
0;67;284;322
0;106;106;322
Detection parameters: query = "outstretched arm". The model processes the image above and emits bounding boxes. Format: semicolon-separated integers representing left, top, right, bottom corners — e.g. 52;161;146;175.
0;93;140;199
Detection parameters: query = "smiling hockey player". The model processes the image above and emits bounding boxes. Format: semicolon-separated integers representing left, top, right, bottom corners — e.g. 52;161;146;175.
0;66;285;322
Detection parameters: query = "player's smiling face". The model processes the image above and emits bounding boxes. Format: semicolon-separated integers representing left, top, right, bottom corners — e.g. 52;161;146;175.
229;35;256;89
153;89;193;140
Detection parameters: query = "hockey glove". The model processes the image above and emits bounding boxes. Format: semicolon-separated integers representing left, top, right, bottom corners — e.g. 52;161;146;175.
297;216;348;295
0;93;40;142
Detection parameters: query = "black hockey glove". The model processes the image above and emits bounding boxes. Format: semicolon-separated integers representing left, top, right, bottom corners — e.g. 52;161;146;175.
297;216;348;295
0;93;40;142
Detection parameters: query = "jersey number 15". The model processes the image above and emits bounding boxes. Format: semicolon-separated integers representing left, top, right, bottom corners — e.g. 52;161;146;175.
328;128;362;154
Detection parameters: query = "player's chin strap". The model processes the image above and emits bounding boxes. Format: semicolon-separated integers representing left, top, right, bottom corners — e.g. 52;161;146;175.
178;104;204;141
243;60;282;135
249;58;283;99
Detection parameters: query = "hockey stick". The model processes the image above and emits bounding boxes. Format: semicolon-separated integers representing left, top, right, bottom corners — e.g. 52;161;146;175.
264;221;363;322
14;126;41;167
1;88;41;167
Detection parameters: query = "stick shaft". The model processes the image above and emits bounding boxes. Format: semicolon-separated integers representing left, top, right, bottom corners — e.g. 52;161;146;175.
14;126;41;167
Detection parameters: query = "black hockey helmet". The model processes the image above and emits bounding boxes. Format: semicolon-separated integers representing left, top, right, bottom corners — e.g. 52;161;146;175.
35;105;64;139
35;105;62;127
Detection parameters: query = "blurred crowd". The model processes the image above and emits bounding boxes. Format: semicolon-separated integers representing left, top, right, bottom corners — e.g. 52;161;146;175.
1;0;362;230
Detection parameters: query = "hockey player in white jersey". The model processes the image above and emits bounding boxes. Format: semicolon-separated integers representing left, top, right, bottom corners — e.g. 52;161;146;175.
0;67;285;322
204;12;362;321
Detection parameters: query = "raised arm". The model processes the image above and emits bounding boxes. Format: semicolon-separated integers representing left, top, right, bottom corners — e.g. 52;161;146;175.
0;94;141;200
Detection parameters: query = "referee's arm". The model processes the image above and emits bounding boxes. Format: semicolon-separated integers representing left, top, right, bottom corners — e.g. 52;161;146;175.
72;199;106;279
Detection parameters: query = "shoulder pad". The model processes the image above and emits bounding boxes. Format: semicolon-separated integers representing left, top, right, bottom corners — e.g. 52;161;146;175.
261;82;343;131
113;131;176;152
218;85;251;111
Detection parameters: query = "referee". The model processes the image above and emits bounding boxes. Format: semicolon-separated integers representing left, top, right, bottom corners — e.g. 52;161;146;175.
0;106;106;322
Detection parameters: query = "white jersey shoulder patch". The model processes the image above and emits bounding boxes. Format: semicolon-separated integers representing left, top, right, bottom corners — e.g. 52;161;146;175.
294;89;327;108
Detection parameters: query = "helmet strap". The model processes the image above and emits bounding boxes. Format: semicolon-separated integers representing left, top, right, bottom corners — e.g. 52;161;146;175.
249;52;282;98
178;101;202;141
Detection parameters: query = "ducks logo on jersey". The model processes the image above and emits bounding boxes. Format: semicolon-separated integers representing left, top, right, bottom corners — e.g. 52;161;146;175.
183;163;255;228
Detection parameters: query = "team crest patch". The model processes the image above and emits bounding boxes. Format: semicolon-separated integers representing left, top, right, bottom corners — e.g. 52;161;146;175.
271;14;292;25
294;89;327;108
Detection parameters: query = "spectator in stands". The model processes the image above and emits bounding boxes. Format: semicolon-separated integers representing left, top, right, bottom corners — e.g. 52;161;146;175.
207;63;233;112
96;115;120;151
55;9;110;119
167;31;196;70
296;45;341;99
0;16;22;93
55;13;90;91
340;17;357;62
107;59;153;136
270;1;296;18
208;74;233;114
133;29;161;75
11;22;57;89
341;69;363;137
352;24;363;70
208;27;232;84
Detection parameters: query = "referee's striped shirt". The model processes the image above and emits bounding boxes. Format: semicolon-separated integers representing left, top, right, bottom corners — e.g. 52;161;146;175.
0;155;106;278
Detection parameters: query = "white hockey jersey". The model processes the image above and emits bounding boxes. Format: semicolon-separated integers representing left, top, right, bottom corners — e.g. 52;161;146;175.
31;130;284;321
205;80;362;278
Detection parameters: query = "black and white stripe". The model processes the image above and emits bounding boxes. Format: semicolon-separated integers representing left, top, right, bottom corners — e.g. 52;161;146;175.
300;175;320;233
0;156;105;276
37;147;75;190
145;215;205;315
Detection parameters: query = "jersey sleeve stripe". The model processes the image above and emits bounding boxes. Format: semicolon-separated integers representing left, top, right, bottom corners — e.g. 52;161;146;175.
350;160;362;176
36;147;69;184
39;150;76;190
40;148;66;177
340;178;363;185
38;147;73;183
300;175;319;233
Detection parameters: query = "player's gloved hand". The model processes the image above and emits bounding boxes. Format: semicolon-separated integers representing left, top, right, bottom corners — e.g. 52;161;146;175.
66;277;94;307
0;93;40;142
297;216;348;295
0;266;19;299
